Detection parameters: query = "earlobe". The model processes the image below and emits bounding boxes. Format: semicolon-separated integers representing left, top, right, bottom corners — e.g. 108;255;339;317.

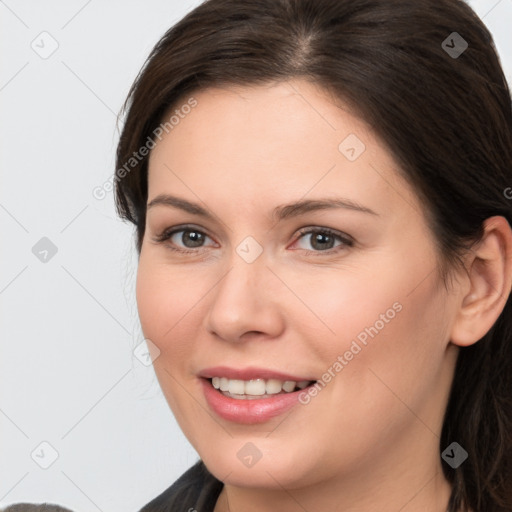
450;216;512;348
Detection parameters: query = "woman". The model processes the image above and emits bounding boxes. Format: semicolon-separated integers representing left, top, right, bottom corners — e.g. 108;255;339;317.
114;0;512;510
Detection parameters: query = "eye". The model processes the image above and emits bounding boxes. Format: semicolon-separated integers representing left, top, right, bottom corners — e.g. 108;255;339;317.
152;225;216;253
152;224;353;256
292;227;353;254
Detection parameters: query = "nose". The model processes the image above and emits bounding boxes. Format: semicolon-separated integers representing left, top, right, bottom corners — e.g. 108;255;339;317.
204;254;285;343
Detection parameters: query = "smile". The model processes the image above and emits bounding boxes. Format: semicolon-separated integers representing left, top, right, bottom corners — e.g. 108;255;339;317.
210;377;313;399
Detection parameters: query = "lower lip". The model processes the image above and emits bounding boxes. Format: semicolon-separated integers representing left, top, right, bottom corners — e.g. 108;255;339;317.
200;378;311;424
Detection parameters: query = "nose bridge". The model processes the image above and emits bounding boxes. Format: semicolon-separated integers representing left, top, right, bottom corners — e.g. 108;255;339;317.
214;246;267;317
219;231;268;296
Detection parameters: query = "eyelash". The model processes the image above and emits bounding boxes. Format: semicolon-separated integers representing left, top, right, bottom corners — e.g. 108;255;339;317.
152;224;354;256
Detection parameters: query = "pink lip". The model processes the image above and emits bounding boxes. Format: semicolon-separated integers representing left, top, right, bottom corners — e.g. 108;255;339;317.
200;378;315;424
198;366;317;424
198;366;315;382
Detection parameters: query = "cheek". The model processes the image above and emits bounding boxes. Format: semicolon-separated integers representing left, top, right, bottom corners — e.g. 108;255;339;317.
283;265;404;362
136;261;165;343
322;269;449;427
135;258;206;425
135;258;196;354
301;253;448;403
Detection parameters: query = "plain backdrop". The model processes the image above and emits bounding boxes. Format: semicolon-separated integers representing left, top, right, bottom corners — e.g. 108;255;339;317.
1;1;511;511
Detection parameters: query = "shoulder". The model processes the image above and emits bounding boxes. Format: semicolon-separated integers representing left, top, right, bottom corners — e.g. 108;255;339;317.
138;460;224;512
2;505;74;512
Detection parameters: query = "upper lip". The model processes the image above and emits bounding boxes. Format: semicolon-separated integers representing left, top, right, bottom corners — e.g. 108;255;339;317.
198;366;316;382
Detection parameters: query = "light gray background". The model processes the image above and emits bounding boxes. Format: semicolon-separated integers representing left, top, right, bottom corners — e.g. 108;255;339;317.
1;1;511;511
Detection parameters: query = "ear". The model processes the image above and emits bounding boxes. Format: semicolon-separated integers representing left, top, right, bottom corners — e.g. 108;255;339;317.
450;216;512;347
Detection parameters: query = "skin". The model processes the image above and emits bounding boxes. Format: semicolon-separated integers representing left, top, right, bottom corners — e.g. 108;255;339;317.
136;79;512;511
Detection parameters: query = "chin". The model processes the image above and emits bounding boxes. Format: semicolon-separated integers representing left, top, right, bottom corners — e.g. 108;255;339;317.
198;440;322;490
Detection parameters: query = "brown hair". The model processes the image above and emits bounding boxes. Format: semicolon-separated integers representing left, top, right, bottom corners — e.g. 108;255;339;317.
114;0;512;510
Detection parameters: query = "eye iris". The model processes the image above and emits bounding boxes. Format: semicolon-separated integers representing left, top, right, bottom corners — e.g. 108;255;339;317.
182;230;204;248
311;232;334;250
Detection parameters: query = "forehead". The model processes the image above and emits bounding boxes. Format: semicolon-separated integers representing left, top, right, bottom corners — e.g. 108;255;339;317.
147;80;422;221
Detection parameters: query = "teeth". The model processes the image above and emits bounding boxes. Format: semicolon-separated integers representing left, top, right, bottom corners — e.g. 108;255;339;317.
282;381;296;392
219;377;229;391
266;379;283;394
210;377;314;397
245;379;266;395
228;379;245;395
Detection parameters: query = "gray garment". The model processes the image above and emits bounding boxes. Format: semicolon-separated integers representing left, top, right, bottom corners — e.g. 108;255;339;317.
2;505;74;512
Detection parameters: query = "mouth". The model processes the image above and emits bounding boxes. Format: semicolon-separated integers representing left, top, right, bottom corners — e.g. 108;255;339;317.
199;370;319;424
207;377;316;400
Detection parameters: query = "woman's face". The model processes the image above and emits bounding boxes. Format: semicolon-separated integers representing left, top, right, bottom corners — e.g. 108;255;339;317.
137;79;460;492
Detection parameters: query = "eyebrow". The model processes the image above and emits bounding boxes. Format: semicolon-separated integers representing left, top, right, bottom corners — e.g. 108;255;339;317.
146;194;379;221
